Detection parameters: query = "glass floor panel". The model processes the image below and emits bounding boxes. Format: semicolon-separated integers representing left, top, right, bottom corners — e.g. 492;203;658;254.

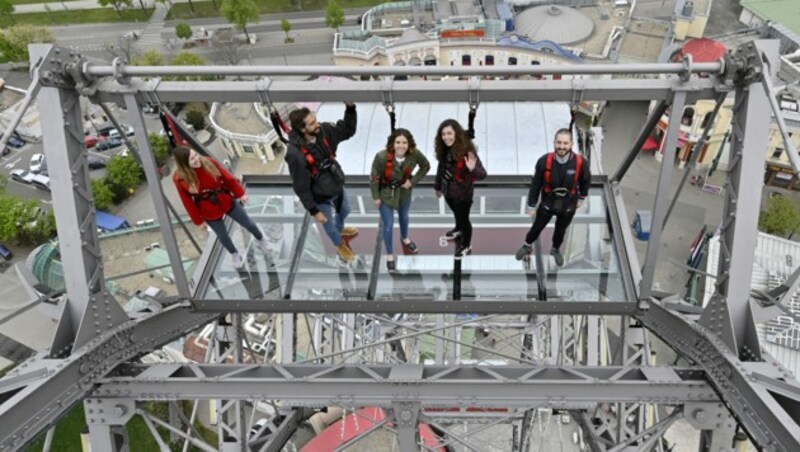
196;181;632;305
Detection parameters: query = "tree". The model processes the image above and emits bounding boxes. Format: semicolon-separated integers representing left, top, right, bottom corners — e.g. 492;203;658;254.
0;195;55;245
221;0;259;41
131;49;166;66
759;195;800;237
0;0;14;19
210;28;243;66
148;132;171;167
184;109;206;131
325;0;344;32
91;178;115;211
97;0;133;18
281;19;292;43
175;22;192;40
0;25;55;63
107;154;143;194
168;51;213;81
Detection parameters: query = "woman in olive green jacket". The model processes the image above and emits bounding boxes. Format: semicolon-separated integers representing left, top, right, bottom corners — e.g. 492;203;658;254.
370;128;431;271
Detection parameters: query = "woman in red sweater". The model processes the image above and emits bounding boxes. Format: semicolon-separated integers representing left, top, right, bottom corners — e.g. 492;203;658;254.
173;146;269;269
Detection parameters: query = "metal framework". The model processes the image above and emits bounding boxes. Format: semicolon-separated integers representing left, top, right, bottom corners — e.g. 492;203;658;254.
1;41;800;451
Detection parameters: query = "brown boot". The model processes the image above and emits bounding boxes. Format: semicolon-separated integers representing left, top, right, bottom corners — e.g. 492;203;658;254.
341;226;359;238
336;243;355;262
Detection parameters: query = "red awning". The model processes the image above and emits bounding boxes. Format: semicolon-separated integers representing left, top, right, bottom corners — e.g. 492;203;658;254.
672;38;727;63
641;136;659;151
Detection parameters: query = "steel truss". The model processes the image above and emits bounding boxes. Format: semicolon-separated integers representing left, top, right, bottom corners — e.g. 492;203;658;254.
1;41;800;451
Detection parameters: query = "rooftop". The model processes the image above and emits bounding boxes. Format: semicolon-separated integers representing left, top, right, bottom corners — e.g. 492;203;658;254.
741;0;800;36
515;5;595;45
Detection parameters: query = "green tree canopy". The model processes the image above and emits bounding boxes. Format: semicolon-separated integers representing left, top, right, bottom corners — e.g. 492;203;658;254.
325;0;344;32
0;0;15;19
107;154;143;193
221;0;259;40
175;22;193;40
0;25;55;63
148;132;171;167
131;49;166;66
281;19;292;38
759;195;800;237
0;195;54;245
168;52;213;81
91;178;115;211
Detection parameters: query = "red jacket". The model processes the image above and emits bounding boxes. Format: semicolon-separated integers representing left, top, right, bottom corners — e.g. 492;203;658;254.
174;159;245;225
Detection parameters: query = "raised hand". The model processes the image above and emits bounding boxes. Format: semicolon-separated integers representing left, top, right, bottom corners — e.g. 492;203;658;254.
465;153;477;171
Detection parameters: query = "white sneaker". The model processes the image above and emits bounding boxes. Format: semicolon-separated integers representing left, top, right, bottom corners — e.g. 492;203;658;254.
256;238;271;254
231;252;244;269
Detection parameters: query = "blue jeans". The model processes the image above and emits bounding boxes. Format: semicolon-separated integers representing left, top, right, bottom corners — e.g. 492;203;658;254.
206;201;264;254
379;201;410;255
315;190;351;246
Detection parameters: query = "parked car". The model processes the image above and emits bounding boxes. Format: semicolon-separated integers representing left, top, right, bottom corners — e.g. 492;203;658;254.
108;125;134;139
142;103;158;114
96;137;123;151
249;418;269;440
31;174;50;192
2;146;8;156
0;242;12;261
30;153;44;173
84;134;99;148
10;168;35;183
87;157;107;169
2;131;25;148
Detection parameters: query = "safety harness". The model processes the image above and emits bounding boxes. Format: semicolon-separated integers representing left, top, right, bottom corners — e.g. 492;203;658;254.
299;136;333;178
383;150;413;187
543;152;583;197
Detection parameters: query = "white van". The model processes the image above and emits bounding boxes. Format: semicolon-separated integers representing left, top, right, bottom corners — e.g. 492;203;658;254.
31;174;50;192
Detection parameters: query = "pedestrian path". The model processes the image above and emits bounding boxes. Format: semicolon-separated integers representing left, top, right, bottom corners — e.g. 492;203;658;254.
135;3;169;50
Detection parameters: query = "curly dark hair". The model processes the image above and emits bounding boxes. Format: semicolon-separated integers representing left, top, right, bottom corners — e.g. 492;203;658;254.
385;128;417;154
434;119;474;162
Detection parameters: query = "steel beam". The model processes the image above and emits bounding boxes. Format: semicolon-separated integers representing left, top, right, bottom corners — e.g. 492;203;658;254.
639;91;687;300
93;364;715;405
610;100;668;184
89;77;723;105
37;80;128;356
699;41;775;360
0;306;219;450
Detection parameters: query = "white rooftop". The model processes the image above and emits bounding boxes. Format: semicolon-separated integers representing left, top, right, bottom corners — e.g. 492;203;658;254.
312;101;573;176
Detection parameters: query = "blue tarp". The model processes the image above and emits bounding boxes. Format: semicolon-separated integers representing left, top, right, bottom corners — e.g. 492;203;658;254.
96;211;130;232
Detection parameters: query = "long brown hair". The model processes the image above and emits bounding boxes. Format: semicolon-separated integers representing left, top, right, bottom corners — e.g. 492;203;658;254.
434;119;474;162
173;146;221;192
385;128;417;155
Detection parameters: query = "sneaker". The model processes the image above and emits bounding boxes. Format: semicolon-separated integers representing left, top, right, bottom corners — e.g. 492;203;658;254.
386;258;396;272
336;243;355;262
231;252;244;269
444;228;461;241
551;248;564;267
256;238;271;254
341;226;359;238
454;244;472;260
515;243;532;261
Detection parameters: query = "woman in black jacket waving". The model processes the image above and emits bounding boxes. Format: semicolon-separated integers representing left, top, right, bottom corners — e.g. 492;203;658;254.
433;119;487;259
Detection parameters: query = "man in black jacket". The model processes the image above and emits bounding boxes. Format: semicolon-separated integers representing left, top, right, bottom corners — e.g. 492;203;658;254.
515;128;590;266
286;103;358;262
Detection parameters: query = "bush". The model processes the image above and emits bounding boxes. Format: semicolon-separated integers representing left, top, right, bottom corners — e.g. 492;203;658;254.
92;178;115;210
759;195;800;236
185;109;206;131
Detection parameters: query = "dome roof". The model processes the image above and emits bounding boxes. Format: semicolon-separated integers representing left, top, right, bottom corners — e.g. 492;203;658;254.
515;5;594;45
672;38;727;63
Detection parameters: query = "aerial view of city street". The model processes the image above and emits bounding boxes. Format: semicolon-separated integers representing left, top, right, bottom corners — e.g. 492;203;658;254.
2;0;800;450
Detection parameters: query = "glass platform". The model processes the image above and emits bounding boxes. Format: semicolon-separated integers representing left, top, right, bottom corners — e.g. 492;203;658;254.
193;177;634;310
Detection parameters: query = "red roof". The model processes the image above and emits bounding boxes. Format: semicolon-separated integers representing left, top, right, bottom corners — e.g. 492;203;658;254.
301;407;446;451
672;38;727;63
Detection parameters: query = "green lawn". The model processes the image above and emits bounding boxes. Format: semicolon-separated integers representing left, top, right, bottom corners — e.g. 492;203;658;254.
167;0;386;20
11;0;80;5
0;7;153;28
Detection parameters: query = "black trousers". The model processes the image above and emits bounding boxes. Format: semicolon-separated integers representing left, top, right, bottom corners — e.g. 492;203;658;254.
524;207;576;250
445;197;473;246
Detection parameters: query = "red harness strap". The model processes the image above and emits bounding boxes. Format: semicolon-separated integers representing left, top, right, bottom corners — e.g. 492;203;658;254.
299;136;333;177
543;152;583;195
383;151;413;186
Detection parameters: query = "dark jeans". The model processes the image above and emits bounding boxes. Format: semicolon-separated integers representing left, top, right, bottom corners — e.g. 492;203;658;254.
206;201;264;254
315;190;351;246
524;207;576;250
445;197;473;246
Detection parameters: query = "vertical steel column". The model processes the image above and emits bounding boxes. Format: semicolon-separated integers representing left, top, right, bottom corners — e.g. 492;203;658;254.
699;41;776;359
37;75;127;356
392;402;420;452
639;91;687;300
610;100;669;183
124;94;191;299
